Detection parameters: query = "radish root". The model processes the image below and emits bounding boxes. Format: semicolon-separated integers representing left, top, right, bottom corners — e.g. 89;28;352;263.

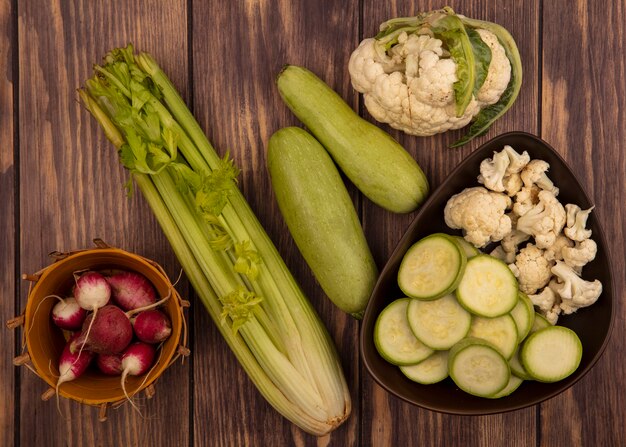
73;306;97;364
125;287;172;317
121;347;162;418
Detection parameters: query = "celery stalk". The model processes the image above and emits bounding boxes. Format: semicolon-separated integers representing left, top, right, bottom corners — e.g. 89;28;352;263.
80;45;350;435
137;53;350;417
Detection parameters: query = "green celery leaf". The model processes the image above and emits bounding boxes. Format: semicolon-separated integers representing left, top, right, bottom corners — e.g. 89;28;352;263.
219;286;263;334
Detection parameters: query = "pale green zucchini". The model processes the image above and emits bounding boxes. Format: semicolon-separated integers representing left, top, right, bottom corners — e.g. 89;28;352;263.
267;127;378;318
276;65;429;213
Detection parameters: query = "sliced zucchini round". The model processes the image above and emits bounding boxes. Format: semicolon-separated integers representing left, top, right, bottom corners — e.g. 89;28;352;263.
520;326;582;382
398;234;467;300
510;292;535;342
451;235;480;259
448;337;510;397
509;346;533;380
486;375;523;399
406;294;472;350
467;314;518;359
374;298;434;365
456;255;519;317
400;351;449;384
530;312;552;333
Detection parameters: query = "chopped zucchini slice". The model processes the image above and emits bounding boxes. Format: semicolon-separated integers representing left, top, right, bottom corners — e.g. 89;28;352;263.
398;234;467;300
374;298;435;365
407;294;472;350
520;326;582;382
456;255;518;317
468;314;518;359
400;351;449;384
448;337;510;397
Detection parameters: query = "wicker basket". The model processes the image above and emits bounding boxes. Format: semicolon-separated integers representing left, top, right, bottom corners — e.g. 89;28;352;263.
7;239;189;421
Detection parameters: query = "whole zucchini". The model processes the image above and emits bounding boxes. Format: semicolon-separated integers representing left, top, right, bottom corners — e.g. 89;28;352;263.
276;65;429;213
267;127;378;318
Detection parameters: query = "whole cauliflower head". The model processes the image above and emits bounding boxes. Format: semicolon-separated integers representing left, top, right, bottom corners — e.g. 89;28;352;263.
444;187;512;247
348;29;511;136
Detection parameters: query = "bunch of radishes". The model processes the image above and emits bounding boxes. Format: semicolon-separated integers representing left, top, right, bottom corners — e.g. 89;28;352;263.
51;269;172;403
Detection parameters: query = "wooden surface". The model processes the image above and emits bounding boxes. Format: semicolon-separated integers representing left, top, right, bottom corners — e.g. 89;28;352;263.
2;0;624;445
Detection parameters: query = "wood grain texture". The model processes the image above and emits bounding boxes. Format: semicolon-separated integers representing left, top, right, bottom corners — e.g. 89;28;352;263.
359;1;539;446
1;0;15;445
190;0;360;445
16;1;190;446
540;1;626;446
6;0;626;445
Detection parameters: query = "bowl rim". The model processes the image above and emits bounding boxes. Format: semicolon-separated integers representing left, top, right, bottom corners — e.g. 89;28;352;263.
360;131;616;415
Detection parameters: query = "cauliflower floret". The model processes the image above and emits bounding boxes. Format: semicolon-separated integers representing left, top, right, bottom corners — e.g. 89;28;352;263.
528;286;560;324
502;173;523;196
478;150;510;192
562;238;597;269
520;160;559;196
501;229;530;254
564;204;594;241
444;187;512;248
490;245;516;264
349;29;509;136
482;145;528;196
544;234;574;262
516;190;566;249
512;185;540;216
474;29;512;106
502;145;531;174
551;260;603;313
510;244;554;294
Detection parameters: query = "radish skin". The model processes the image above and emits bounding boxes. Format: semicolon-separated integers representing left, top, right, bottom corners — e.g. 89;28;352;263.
56;333;95;413
51;297;87;330
120;342;157;409
96;353;123;375
107;271;157;311
132;310;172;344
70;305;133;354
74;271;111;311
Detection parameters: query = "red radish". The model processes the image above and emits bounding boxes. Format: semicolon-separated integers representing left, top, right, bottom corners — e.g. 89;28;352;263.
56;332;95;412
106;271;157;311
132;309;172;344
57;333;95;387
120;342;157;408
51;297;87;330
96;353;123;375
70;305;133;354
74;271;111;311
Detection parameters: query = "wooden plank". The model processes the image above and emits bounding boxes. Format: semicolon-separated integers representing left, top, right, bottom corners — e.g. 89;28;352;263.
1;0;16;445
359;1;539;445
540;1;626;446
190;0;360;445
17;1;190;446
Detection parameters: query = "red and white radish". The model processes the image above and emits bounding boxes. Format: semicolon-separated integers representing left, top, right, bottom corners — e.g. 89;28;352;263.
73;271;112;357
120;342;157;408
96;353;123;375
51;297;87;330
132;309;172;344
107;271;157;311
56;332;95;412
74;271;111;311
70;305;133;354
57;333;95;388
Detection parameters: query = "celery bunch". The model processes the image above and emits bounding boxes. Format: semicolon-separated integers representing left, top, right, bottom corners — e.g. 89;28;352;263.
79;45;350;435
